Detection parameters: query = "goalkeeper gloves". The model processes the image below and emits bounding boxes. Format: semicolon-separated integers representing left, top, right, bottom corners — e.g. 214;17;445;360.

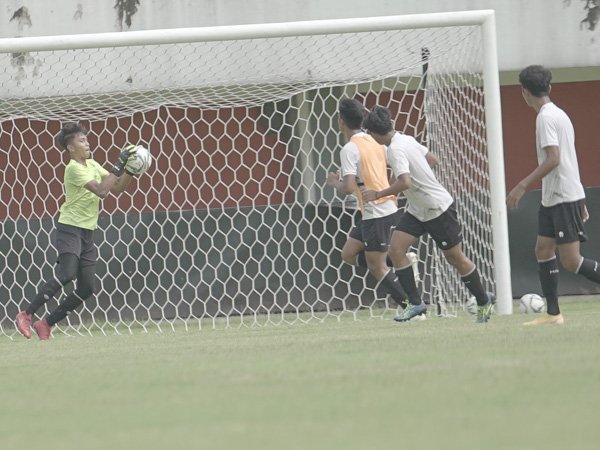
111;144;137;176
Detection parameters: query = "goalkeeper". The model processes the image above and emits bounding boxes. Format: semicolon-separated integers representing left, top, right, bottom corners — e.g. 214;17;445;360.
362;106;494;323
15;123;137;340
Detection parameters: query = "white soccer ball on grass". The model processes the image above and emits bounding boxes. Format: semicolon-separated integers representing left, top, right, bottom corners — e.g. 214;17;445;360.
519;293;545;314
125;145;152;175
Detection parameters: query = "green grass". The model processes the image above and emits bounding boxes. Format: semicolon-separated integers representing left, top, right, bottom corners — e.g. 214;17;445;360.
2;299;600;450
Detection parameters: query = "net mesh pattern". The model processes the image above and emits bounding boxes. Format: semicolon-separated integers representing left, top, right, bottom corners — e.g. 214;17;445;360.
0;24;493;337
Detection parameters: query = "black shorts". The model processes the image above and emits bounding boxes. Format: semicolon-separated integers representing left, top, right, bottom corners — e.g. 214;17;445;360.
349;213;396;252
55;223;97;268
394;202;463;251
538;199;587;244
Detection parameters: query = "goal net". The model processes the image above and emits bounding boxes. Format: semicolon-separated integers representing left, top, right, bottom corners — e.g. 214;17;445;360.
0;11;511;338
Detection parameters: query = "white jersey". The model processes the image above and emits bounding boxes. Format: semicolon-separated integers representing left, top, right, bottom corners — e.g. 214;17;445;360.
536;102;585;207
386;132;454;222
340;132;397;220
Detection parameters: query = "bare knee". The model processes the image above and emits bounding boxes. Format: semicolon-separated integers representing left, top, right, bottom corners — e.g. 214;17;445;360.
341;248;357;266
535;247;555;261
368;264;388;281
389;248;408;267
443;247;472;275
444;252;460;268
535;236;556;261
559;253;582;273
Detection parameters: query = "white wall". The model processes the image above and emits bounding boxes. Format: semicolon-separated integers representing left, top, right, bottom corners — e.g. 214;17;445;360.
1;0;599;70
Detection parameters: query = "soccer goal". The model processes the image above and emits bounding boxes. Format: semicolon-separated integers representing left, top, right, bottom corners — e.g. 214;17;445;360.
0;10;511;337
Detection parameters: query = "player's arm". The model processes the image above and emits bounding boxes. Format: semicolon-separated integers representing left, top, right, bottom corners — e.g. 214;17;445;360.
85;172;133;198
110;173;134;194
507;145;560;209
363;145;410;202
363;172;411;202
326;171;357;195
84;145;137;198
326;144;359;195
85;174;120;198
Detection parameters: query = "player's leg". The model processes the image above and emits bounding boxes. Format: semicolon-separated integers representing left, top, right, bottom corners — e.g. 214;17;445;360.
522;235;564;325
342;225;404;303
359;215;410;310
426;204;493;322
33;228;97;340
535;234;560;314
443;244;487;302
443;244;494;322
340;230;366;267
352;222;394;269
15;252;79;339
524;204;564;325
390;227;421;306
43;264;95;332
356;251;394;269
555;200;600;283
572;252;600;284
387;214;427;321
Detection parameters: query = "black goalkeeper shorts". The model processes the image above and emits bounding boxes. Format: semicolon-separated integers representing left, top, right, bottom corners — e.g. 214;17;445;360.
55;223;98;268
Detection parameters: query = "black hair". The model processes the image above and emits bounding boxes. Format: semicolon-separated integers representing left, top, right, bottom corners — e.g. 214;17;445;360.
338;98;366;130
519;65;552;97
363;106;394;135
57;122;87;150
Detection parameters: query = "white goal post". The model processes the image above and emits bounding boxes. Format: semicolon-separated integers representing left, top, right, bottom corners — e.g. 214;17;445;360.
0;10;512;338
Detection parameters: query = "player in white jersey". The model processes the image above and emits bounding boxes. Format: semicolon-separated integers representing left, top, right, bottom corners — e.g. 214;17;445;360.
362;106;494;323
325;98;410;314
507;65;600;325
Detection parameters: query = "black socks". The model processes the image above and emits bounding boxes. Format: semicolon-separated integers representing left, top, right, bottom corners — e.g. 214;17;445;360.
577;258;600;284
395;265;422;306
380;270;409;307
539;258;560;315
461;268;487;306
46;293;84;326
26;278;62;316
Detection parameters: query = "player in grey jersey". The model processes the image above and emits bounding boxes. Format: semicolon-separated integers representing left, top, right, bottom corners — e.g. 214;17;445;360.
362;106;494;323
507;65;600;325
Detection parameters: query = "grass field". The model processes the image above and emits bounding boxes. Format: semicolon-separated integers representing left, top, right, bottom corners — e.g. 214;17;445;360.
2;298;600;450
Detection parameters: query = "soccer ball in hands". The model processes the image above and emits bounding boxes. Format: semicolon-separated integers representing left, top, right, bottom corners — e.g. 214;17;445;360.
125;145;152;175
519;293;545;314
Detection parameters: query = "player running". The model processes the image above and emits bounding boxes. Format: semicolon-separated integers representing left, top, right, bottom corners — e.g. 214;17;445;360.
325;98;411;316
362;105;494;323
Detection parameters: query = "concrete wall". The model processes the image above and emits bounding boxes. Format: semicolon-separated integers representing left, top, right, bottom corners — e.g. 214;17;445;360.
1;0;599;71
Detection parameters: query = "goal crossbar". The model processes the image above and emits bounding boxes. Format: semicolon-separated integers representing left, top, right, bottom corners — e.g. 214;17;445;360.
0;10;496;52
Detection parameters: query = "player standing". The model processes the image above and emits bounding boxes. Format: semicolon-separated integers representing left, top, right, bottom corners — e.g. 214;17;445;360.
325;98;411;316
507;65;600;325
362;106;494;323
15;123;137;340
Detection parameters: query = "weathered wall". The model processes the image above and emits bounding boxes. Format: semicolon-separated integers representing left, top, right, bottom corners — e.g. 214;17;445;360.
1;0;599;70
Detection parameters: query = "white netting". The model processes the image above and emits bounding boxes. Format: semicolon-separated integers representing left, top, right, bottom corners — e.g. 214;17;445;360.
0;20;495;337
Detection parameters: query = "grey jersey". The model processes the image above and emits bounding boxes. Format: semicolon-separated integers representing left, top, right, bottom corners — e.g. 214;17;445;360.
386;132;453;222
536;102;585;207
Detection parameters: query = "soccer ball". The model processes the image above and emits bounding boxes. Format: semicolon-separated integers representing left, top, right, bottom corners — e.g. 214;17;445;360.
519;293;545;314
125;145;152;175
465;296;478;315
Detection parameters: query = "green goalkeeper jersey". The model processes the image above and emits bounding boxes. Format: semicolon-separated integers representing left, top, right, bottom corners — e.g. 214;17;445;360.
58;159;109;230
